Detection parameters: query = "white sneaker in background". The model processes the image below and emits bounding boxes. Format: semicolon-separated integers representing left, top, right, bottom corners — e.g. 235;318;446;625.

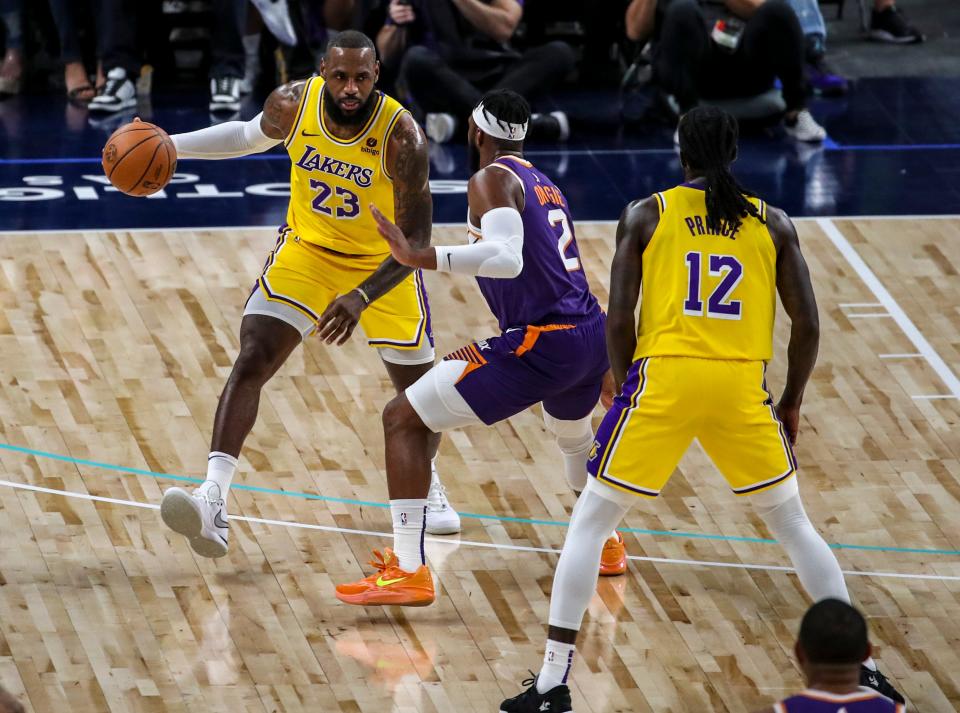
425;113;457;144
784;109;826;143
160;486;230;558
209;77;242;113
89;67;137;113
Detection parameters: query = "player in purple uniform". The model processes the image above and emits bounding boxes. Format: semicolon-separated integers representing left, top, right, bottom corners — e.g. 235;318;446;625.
334;89;618;607
754;599;906;713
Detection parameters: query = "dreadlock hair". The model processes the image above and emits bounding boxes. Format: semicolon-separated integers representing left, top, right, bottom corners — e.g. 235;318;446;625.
477;89;531;151
678;106;763;234
326;30;376;56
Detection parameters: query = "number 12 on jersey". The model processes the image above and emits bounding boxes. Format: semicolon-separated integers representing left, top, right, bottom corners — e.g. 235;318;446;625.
684;251;743;320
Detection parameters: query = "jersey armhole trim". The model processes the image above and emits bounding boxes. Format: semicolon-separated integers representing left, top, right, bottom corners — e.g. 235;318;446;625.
488;162;526;197
654;191;666;214
380;107;408;181
283;78;313;148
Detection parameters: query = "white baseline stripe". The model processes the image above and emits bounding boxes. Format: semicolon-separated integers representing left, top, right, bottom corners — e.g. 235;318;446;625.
840;302;882;308
1;478;957;583
2;214;960;236
847;313;891;319
818;218;960;399
880;353;922;359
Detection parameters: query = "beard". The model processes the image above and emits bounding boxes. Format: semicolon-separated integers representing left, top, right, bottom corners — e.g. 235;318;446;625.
323;86;377;128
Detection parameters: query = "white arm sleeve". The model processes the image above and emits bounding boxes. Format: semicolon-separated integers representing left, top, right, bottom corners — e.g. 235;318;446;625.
170;113;282;159
435;207;524;278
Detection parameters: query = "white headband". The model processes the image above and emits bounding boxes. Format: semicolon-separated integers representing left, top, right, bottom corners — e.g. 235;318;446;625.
472;102;528;142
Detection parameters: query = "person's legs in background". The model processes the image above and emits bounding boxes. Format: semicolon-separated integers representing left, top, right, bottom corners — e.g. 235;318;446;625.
652;0;709;115
209;0;246;112
49;0;99;103
398;44;482;143
736;0;826;142
494;40;576;141
90;0;140;112
869;0;924;44
0;0;23;94
784;0;848;96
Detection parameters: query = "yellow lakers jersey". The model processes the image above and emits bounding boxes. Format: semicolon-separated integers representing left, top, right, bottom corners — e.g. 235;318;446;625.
635;184;777;361
284;77;408;255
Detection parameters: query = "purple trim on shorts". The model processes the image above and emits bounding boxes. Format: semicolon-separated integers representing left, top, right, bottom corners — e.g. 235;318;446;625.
734;469;795;495
367;269;431;348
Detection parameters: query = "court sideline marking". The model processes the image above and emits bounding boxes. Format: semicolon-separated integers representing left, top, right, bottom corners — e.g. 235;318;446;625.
1;477;956;583
817;218;960;400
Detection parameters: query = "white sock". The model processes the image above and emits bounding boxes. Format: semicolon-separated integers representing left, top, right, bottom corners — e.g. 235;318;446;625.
430;457;439;482
757;493;850;603
390;499;426;572
864;657;877;671
199;452;237;501
610;530;619;541
537;639;576;693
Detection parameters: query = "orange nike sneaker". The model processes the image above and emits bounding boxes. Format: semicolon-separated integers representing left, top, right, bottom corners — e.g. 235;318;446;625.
335;548;436;607
599;532;627;576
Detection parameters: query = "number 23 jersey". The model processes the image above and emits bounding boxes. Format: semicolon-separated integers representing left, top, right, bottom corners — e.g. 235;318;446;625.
284;76;408;256
636;183;777;361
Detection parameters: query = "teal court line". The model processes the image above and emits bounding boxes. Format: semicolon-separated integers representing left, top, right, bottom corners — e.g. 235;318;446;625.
1;441;958;557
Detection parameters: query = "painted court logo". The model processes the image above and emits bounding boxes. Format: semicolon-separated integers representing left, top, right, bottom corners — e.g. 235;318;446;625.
588;440;600;461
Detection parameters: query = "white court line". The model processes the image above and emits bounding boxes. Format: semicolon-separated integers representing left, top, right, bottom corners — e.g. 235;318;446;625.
847;313;891;319
1;477;958;583
818;218;960;399
880;353;923;359
912;395;959;401
840;303;882;308
2;214;960;236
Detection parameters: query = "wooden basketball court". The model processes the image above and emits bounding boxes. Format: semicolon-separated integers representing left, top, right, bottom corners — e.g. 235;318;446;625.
0;218;957;712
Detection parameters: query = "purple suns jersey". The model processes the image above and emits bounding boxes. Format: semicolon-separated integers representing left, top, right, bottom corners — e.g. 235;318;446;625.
469;156;600;331
774;689;905;713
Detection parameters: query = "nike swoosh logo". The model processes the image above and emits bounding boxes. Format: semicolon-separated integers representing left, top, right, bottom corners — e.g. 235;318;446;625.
301;130;323;137
446;253;452;270
214;512;229;529
375;576;407;587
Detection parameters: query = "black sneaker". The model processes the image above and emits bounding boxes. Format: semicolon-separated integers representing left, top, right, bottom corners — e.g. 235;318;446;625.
861;665;906;704
869;6;924;44
500;674;572;713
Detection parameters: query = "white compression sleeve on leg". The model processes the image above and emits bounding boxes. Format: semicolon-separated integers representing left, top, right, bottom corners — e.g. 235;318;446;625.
756;492;850;603
171;113;281;159
435;207;523;278
548;477;632;631
543;411;595;492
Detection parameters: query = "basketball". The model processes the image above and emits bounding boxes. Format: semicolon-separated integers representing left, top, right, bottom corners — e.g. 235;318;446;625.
101;120;176;197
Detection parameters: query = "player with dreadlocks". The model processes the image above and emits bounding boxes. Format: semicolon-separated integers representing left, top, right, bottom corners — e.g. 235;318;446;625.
499;106;905;712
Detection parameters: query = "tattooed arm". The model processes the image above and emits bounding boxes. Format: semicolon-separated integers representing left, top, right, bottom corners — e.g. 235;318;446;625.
315;112;432;345
170;80;307;159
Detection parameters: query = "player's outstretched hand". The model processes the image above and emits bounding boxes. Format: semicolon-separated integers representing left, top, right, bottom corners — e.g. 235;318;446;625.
316;291;366;346
774;399;800;446
371;203;416;266
600;369;617;410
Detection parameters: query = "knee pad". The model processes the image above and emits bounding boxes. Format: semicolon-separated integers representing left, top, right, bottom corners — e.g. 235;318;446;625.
544;411;595;491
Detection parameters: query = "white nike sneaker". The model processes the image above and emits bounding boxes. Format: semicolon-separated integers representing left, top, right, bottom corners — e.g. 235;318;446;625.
160;486;229;558
784;109;826;143
425;468;460;535
425;113;457;144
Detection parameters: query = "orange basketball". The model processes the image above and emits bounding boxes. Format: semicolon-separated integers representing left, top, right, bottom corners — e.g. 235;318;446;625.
102;120;176;197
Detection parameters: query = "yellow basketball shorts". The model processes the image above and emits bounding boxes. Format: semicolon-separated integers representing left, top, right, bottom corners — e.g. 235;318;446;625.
587;356;797;497
247;226;433;351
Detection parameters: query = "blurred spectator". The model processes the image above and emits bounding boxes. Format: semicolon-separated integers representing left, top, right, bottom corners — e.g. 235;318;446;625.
379;0;575;143
626;0;826;143
785;0;847;97
869;0;923;44
89;0;141;113
0;686;24;713
209;0;248;113
0;0;23;94
49;0;104;104
752;599;905;712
